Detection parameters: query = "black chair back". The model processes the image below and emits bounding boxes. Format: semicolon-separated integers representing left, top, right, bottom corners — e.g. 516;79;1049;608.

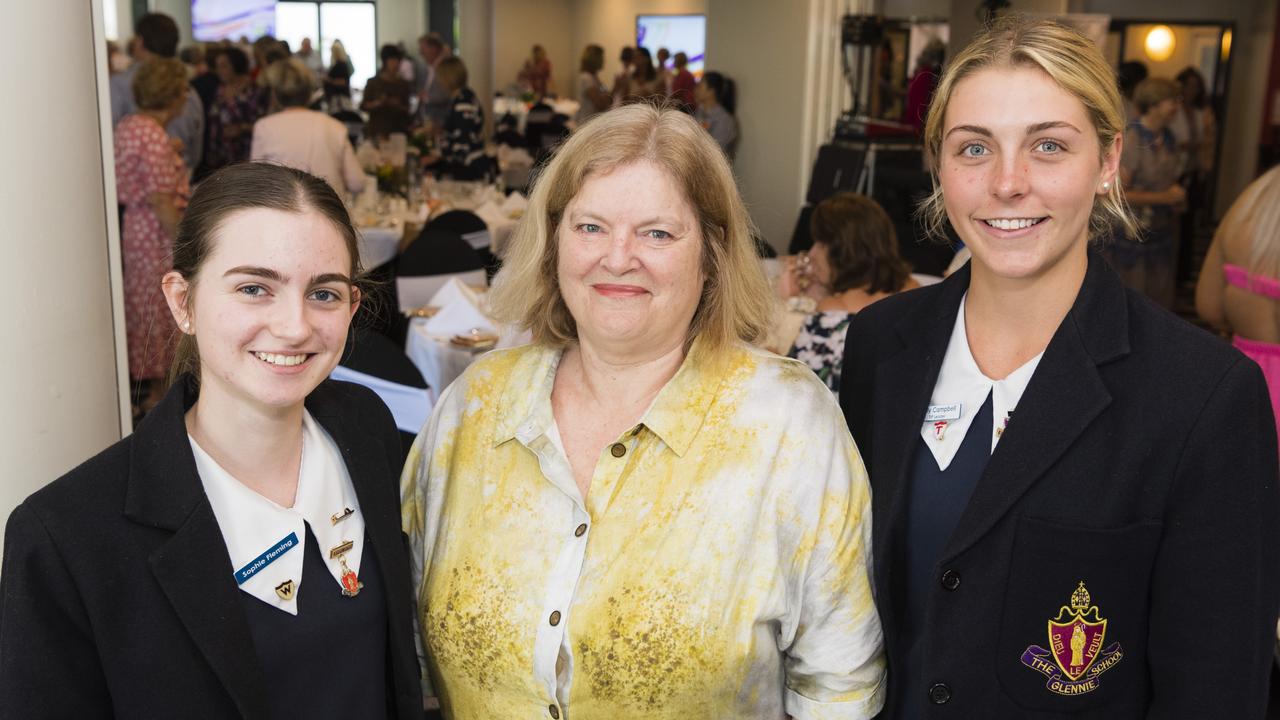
340;327;429;460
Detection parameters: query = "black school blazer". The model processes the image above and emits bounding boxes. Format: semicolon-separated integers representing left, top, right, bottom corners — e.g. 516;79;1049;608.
0;377;424;719
840;251;1280;718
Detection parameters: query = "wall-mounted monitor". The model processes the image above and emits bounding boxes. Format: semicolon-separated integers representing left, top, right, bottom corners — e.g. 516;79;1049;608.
192;0;276;42
636;14;706;76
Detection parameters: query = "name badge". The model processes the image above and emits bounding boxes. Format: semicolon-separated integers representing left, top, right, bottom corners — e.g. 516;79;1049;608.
234;532;299;585
925;403;962;423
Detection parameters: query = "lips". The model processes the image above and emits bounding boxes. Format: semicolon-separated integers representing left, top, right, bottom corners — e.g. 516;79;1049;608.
591;283;649;297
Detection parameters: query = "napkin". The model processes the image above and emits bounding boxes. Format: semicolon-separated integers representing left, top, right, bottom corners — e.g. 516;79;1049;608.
422;292;496;337
426;277;481;310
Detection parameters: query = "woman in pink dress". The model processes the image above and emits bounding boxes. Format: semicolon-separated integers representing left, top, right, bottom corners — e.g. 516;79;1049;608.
114;57;191;413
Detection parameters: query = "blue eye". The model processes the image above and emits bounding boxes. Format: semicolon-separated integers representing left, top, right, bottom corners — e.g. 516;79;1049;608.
578;223;602;234
1037;140;1062;153
311;288;343;303
238;284;266;297
961;143;988;158
646;229;672;240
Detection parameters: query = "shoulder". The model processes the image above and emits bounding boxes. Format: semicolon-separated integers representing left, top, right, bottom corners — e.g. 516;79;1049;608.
846;280;939;345
725;343;842;418
1115;288;1246;392
311;378;395;424
16;436;135;541
447;344;552;405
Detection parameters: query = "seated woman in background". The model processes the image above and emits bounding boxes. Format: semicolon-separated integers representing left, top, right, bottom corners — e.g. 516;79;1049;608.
252;58;366;196
695;71;737;157
0;163;422;718
401;104;885;719
421;56;489;180
1196;164;1280;445
774;192;917;392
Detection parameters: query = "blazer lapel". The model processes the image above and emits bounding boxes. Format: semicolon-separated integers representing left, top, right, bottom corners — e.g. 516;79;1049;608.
871;268;969;631
944;252;1129;558
125;379;270;719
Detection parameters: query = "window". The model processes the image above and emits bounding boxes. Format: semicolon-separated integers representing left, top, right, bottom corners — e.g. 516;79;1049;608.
276;1;376;90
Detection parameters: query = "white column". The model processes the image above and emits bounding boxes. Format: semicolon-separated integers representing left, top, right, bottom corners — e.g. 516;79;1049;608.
0;0;129;547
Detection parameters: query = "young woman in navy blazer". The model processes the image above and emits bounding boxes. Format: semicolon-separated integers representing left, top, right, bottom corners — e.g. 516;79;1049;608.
840;17;1279;719
0;163;423;718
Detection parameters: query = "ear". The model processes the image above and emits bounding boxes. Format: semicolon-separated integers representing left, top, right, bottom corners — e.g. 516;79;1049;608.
1099;132;1123;194
348;285;362;320
161;271;193;332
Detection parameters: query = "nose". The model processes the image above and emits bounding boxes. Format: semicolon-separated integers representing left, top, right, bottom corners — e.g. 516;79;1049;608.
991;153;1030;201
269;294;312;344
600;231;640;276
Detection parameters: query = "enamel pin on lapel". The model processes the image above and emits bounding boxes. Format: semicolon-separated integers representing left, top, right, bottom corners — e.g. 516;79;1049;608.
329;540;354;559
338;557;363;597
1020;582;1124;695
275;579;296;602
330;507;354;525
997;409;1014;438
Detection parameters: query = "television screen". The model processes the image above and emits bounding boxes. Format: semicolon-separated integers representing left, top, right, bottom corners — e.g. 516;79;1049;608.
636;14;706;76
192;0;276;41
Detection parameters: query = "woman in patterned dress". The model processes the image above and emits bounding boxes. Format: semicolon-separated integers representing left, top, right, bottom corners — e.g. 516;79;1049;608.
114;57;191;412
779;192;917;393
204;47;267;171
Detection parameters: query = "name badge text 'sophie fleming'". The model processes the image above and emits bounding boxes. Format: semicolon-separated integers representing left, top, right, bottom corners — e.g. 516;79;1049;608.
234;533;300;585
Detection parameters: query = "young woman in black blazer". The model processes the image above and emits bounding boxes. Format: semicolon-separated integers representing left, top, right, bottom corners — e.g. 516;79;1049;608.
0;163;423;718
840;17;1279;719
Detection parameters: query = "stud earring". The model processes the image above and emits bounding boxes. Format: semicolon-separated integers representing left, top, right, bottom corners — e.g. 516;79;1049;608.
1101;181;1112;192
183;320;191;331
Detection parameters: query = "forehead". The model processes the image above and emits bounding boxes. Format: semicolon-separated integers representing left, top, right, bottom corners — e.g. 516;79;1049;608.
204;207;352;274
567;160;696;220
944;65;1095;138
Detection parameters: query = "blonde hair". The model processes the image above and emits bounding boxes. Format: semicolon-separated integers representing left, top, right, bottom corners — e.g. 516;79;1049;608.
1132;77;1179;115
1216;166;1280;279
488;103;773;359
265;57;316;107
918;16;1139;241
436;56;468;92
133;57;189;111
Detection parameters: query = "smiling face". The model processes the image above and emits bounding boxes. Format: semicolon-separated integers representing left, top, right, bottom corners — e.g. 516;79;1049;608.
939;65;1119;284
557;160;705;358
169;207;359;417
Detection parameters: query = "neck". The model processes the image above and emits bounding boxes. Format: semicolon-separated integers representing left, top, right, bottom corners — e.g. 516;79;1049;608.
561;337;686;414
964;246;1088;379
185;380;306;507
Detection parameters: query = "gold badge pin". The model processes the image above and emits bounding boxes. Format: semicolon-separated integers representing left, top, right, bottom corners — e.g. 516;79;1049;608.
330;507;354;525
329;540;354;559
275;579;296;601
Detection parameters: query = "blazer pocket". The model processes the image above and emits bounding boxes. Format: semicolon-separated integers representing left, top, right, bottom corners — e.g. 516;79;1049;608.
996;516;1161;713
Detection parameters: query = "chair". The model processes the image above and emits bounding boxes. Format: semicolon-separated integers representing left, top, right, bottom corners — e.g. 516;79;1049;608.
335;327;432;461
428;210;500;279
394;224;487;313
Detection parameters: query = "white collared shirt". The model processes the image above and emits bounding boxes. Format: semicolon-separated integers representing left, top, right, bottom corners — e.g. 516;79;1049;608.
191;410;366;615
921;295;1044;470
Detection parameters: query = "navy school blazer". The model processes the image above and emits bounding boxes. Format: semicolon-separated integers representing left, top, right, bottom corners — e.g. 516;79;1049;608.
840;250;1280;718
0;377;424;719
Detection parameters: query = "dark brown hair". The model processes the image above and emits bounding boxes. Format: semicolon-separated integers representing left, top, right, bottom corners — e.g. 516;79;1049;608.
168;162;365;384
810;192;910;295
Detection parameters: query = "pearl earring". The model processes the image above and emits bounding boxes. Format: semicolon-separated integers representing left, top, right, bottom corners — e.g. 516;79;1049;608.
1102;181;1111;192
183;320;191;331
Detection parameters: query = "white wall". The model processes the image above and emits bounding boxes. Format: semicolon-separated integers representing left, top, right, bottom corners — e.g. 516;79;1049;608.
459;0;498;134
494;0;575;98
378;0;428;52
707;0;813;251
0;0;128;549
151;0;195;46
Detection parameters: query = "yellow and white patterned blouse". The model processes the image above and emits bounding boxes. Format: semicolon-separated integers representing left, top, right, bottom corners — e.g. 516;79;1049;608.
400;339;886;719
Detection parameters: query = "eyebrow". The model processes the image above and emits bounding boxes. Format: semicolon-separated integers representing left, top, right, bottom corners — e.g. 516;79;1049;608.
944;120;1082;140
568;210;684;228
223;266;353;286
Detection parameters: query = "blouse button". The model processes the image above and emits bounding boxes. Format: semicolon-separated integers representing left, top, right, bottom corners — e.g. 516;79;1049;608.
549;610;561;626
574;523;588;537
610;443;626;458
548;704;561;719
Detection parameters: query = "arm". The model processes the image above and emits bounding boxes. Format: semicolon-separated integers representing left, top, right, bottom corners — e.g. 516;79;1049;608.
781;394;887;719
0;504;113;717
341;131;367;194
1146;358;1280;718
1194;232;1228;331
1119;166;1186;207
149;192;182;238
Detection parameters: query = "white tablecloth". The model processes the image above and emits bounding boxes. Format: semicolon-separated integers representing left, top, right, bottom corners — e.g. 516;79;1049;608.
357;223;402;269
405;318;532;395
493;96;581;133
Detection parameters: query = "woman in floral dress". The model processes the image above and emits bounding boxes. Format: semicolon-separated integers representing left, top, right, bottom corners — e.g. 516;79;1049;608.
115;58;191;411
204;47;268;171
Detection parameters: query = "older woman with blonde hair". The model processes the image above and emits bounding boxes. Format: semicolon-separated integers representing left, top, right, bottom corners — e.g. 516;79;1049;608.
840;16;1277;718
252;57;366;195
401;104;886;718
115;56;191;415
